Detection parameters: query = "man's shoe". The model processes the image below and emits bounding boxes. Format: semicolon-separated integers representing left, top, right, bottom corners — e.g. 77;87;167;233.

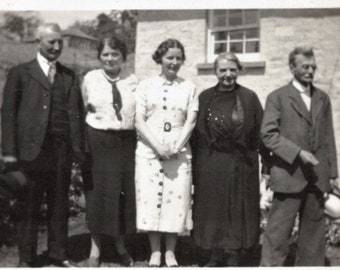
17;261;31;267
119;253;134;267
49;258;73;267
204;260;224;267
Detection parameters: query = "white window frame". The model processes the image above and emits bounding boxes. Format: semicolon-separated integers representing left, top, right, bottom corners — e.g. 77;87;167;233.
207;10;261;63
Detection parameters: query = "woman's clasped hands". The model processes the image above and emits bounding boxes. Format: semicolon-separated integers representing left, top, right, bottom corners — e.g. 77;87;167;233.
155;141;180;160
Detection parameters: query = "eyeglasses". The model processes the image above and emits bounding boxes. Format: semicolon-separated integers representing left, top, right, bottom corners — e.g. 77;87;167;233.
301;64;317;71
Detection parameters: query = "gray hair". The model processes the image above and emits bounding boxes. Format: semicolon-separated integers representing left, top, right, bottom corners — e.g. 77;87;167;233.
214;52;243;71
35;23;62;40
289;46;315;67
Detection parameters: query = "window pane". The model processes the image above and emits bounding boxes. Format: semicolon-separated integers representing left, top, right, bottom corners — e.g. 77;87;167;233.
229;42;243;53
229;9;243;14
214;43;227;54
244;11;259;25
213;15;227;27
246;41;260;53
245;29;259;39
213;31;228;41
213;10;226;16
229;14;243;26
229;30;243;40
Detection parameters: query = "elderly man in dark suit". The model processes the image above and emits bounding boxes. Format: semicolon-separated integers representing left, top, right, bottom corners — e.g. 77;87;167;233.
260;46;338;266
1;23;84;267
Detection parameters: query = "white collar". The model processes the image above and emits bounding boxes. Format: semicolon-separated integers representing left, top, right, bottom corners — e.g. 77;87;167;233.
292;79;311;94
157;74;180;86
37;52;57;66
101;69;120;83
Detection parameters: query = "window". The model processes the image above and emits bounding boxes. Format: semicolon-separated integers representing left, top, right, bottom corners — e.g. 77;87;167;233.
207;10;261;62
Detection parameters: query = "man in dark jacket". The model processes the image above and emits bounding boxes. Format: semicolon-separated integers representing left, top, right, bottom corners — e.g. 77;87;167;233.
260;46;338;266
1;23;84;267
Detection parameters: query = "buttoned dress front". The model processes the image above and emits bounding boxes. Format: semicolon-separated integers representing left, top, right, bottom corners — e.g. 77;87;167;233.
135;75;198;233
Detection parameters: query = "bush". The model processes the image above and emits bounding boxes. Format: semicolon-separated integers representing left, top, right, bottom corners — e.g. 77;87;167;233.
0;163;85;247
260;209;340;247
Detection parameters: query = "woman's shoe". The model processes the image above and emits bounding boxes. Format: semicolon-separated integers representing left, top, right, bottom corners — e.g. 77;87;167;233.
119;252;134;267
165;251;178;267
149;251;161;267
73;257;100;267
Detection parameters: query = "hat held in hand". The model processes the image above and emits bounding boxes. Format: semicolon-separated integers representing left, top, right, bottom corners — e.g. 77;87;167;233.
325;193;340;219
0;170;28;194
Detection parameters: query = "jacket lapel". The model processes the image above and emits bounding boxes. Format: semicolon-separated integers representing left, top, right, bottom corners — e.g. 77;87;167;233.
198;86;216;144
56;62;71;98
26;59;51;91
287;83;312;125
310;86;324;126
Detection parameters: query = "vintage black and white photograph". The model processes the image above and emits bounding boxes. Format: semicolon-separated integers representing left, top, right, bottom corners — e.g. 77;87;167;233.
0;0;340;267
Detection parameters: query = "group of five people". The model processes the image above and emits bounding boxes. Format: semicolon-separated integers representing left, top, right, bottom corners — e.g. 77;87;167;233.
1;22;338;267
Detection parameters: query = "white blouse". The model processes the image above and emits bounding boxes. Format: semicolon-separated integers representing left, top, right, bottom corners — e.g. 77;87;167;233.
82;69;138;130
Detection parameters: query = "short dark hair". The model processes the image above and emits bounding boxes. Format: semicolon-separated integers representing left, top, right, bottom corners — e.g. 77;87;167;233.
152;39;186;64
289;46;314;67
97;37;128;61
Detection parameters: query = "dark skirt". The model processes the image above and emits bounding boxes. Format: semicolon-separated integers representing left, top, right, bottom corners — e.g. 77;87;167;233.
193;147;260;250
85;125;136;237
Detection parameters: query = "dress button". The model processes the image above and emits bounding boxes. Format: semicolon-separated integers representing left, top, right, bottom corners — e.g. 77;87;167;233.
159;182;163;186
164;89;168;93
163;97;167;101
158;192;162;196
43;105;48;110
163;106;167;110
159;168;164;173
43;93;48;97
157;204;161;208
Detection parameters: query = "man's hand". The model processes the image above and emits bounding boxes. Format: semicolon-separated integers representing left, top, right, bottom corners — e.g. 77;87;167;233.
299;150;319;166
330;178;340;196
2;155;20;173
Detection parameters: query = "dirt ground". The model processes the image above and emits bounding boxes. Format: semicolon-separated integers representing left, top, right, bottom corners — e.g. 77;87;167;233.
0;213;340;267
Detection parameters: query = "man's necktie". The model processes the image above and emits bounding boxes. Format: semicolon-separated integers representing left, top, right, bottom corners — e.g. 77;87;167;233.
48;62;56;84
109;80;123;121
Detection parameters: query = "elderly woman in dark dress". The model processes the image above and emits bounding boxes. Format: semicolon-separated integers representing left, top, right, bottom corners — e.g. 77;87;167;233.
76;37;138;267
192;52;270;266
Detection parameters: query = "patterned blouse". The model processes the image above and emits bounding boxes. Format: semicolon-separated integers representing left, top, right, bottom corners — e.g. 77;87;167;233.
81;69;138;130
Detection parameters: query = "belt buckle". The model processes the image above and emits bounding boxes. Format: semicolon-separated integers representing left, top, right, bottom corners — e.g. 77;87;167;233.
164;122;171;132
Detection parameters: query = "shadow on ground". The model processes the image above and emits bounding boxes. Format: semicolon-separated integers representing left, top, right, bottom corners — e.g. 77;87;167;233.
64;233;339;267
65;233;260;267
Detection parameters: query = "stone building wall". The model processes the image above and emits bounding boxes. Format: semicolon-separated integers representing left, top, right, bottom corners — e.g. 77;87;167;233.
135;9;340;176
135;10;207;88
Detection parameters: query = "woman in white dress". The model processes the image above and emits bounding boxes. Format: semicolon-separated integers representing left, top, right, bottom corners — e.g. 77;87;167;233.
135;39;198;267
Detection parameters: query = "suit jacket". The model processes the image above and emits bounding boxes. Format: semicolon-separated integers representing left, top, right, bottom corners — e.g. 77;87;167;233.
1;59;85;162
261;82;338;193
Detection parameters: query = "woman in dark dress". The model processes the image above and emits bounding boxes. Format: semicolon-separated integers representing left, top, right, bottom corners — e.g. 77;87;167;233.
192;52;270;266
77;37;138;267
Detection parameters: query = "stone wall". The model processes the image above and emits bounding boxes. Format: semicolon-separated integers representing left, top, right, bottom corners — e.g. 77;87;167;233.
135;10;207;89
135;9;340;180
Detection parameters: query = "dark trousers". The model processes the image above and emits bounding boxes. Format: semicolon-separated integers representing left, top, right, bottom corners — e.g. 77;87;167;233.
261;185;326;266
18;135;72;263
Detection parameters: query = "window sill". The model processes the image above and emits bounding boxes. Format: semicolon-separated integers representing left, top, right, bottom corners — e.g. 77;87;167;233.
197;61;265;75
